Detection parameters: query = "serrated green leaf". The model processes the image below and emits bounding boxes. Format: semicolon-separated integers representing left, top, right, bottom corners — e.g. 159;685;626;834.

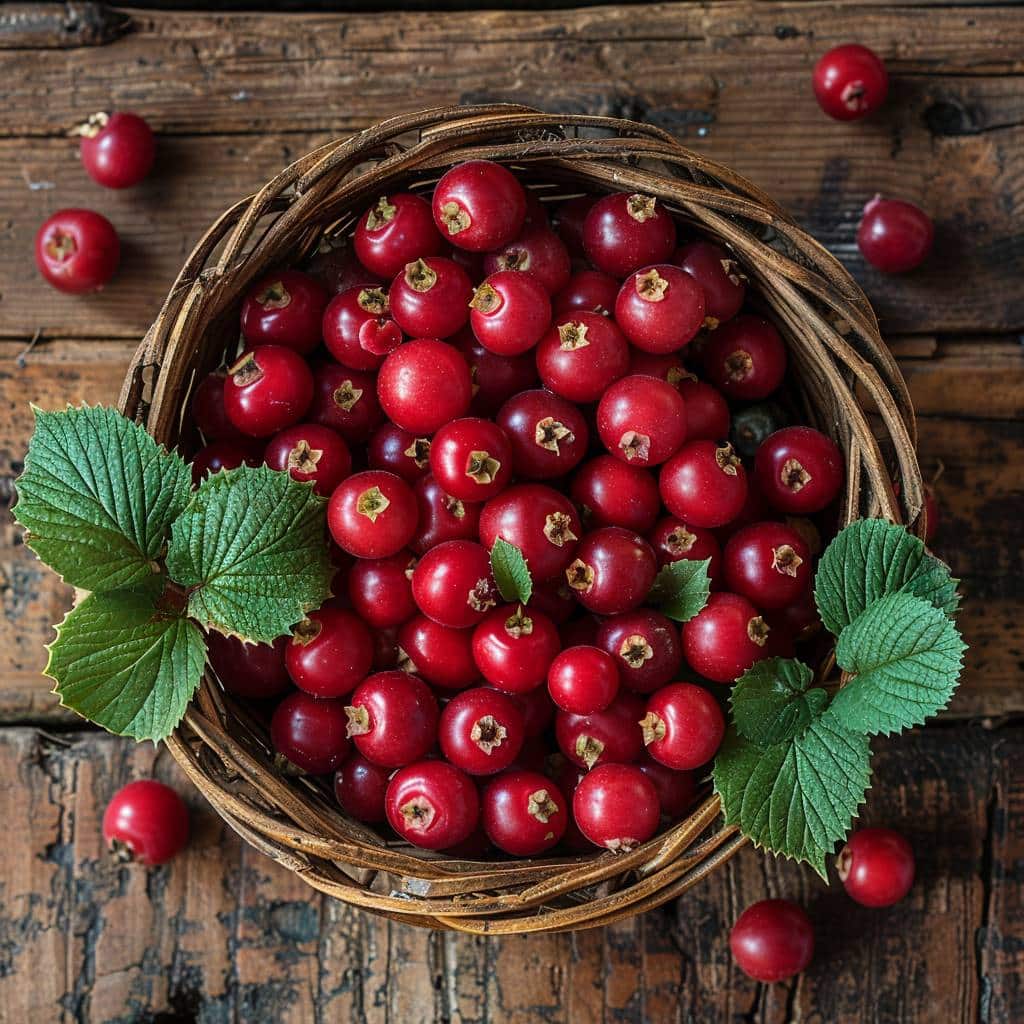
814;519;959;636
649;557;711;622
45;582;206;742
13;405;191;592
166;465;332;643
731;658;830;747
714;709;872;877
490;538;533;605
830;592;966;736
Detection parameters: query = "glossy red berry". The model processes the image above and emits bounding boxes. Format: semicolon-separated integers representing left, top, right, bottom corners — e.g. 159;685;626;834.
309;364;384;444
554;269;619;318
35;208;119;293
566;527;657;616
482;771;568;856
703;315;787;400
556;691;645;770
660;441;748;528
641;683;725;770
191;371;245;441
469;271;551;355
596;373;687;466
386;760;479;849
813;43;888;121
536;312;630;404
410;475;482;554
730;900;814;982
102;781;189;866
571;455;661;533
439;686;526;775
450;329;539;417
681;592;771;684
284;607;372;698
676;378;731;441
377;338;473;434
583;193;677;277
354;193;443;278
724;522;812;609
432;160;526;252
190;440;261;485
596;610;682;694
837;827;915;907
648;516;723;582
411;540;497;629
223;346;313;437
573;763;660;852
348;551;417;629
328;470;418;558
552;195;596;256
264;422;351;495
271;692;350;774
397;615;478;690
627;350;688;390
368;422;431;482
504;685;556;738
77;111;154;189
388;257;473;338
857;196;934;273
547;645;620;714
637;756;697;820
615;265;705;353
240;270;328;354
472;604;561;694
483;226;571;295
674;241;746;325
528;578;577;625
497;389;590;480
334;753;390;822
322;286;395;371
429;417;513;502
206;633;292;700
754;427;844;514
345;671;438;768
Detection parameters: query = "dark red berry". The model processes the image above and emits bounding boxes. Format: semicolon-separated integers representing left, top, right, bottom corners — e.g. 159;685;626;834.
482;226;571;295
503;685;556;738
528;578;577;625
615;265;705;353
334;753;390;823
191;371;245;441
223;346;314;437
647;516;723;582
411;540;497;629
596;610;682;694
410;475;482;555
432;160;526;252
547;645;620;714
641;682;725;770
348;551;418;628
102;781;189;865
328;470;418;558
556;691;645;770
637;755;697;820
368;422;431;482
309;364;384;443
377;338;473;434
35;208;119;293
472;604;561;694
837;827;915;907
285;607;373;699
552;195;596;256
763;588;822;645
660;441;748;528
813;43;888;121
497;388;590;480
554;269;619;318
582;193;676;278
536;312;630;404
628;350;689;391
469;270;551;355
388;257;473;338
723;522;812;609
345;671;438;768
857;196;933;273
566;527;657;616
674;240;746;326
206;633;292;700
522;190;550;229
439;686;525;775
322;286;394;371
676;378;731;441
306;243;382;294
571;455;661;533
754;426;844;514
386;760;479;849
190;440;261;485
596;373;687;466
681;592;771;684
271;692;350;774
482;770;568;855
397;615;478;690
354;193;443;278
450;328;539;417
573;763;660;851
241;270;328;354
429;417;513;502
264;422;351;496
78;111;155;189
703;315;787;400
730;900;814;982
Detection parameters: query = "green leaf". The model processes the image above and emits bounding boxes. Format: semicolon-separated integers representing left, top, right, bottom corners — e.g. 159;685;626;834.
490;538;533;605
166;465;332;643
713;709;872;877
648;557;711;622
814;518;959;636
13;405;191;592
45;582;206;742
829;592;966;736
731;658;830;747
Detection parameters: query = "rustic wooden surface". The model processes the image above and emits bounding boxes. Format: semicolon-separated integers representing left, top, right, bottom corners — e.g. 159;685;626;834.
0;2;1021;1021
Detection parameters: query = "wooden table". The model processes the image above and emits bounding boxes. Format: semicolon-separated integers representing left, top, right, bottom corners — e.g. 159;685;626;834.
1;3;1021;1021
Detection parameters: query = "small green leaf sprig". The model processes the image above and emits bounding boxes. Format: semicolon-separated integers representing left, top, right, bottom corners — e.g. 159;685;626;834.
13;406;334;742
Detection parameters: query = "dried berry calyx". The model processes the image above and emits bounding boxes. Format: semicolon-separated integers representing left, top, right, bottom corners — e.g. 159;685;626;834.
365;195;397;230
445;495;467;519
400;796;436;829
724;350;754;382
439;200;470;236
781;457;812;492
45;232;77;261
356;485;390;522
344;705;371;736
467;578;497;613
626;193;658;222
619;430;651;461
566;559;595;593
575;734;605;769
357;287;388;315
403;437;431;467
635;268;669;302
496;248;529;271
469;283;502;313
256;280;291;309
557;321;590;350
466;450;501;485
639;711;667;745
286;439;322;474
666;526;697;556
332;379;364;412
503;606;533;638
291;617;323;647
396;645;417;673
229;352;263;387
405;258;438;292
747;616;770;647
71;111;110;138
715;443;742;476
527;788;559;823
619;634;654;668
543;511;577;547
470;714;508;753
535;416;573;453
772;544;803;577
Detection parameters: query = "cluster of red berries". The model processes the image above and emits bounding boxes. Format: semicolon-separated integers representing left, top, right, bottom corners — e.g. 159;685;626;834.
192;158;850;858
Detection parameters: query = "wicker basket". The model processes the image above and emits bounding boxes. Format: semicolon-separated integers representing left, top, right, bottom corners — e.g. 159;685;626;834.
119;105;923;934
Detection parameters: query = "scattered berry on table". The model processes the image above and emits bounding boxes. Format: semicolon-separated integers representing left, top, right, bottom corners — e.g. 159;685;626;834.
102;780;189;866
730;899;815;982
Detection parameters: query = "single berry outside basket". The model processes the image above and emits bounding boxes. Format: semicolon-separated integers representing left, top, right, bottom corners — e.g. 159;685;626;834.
119;105;924;934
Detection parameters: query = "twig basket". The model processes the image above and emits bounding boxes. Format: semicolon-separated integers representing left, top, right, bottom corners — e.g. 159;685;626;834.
120;105;923;934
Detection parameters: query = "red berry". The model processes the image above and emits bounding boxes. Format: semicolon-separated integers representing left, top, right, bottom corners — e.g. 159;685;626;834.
77;111;154;189
450;329;539;417
483;226;572;295
660;441;748;528
571;455;661;533
368;422;431;482
703;315;787;400
102;781;189;866
223;346;313;437
469;271;552;355
497;388;590;480
334;753;390;823
206;633;292;700
763;588;822;645
482;770;568;855
596;373;688;466
472;604;561;694
411;540;497;629
556;691;646;770
283;607;371;698
372;624;401;671
723;522;812;609
627;350;688;391
306;243;382;294
328;470;418;558
322;286;395;371
377;338;473;434
439;686;525;775
345;671;438;768
615;265;705;353
681;592;771;684
429;417;513;502
536;312;630;404
552;195;596;256
386;760;479;849
573;763;660;851
566;527;657;616
754;426;844;514
264;422;351;496
432;160;526;252
674;241;746;325
354;193;443;278
347;551;417;628
676;378;731;441
637;756;697;820
730;900;814;982
309;364;384;443
554;269;619;318
522;190;550;229
241;270;328;354
191;371;244;441
190;440;261;485
271;692;350;774
35;208;119;293
813;43;888;121
837;827;915;907
857;196;934;273
647;516;723;582
503;685;556;738
582;193;676;277
528;578;577;625
478;483;581;581
388;257;473;338
397;615;478;690
596;610;682;694
641;682;725;770
547;645;620;714
410;475;482;554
